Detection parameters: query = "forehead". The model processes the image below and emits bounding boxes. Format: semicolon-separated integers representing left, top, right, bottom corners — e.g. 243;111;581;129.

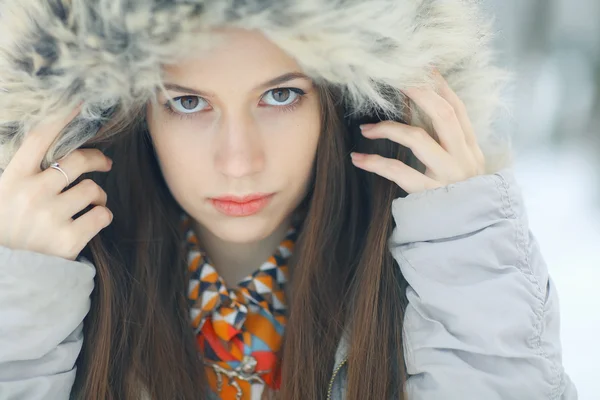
161;29;304;88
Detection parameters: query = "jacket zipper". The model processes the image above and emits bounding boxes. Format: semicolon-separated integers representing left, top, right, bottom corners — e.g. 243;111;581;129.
326;357;348;400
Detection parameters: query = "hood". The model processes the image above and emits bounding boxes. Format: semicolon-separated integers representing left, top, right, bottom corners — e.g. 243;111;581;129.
0;0;508;171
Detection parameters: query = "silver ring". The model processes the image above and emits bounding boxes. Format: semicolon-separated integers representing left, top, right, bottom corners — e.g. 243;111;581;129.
50;162;70;186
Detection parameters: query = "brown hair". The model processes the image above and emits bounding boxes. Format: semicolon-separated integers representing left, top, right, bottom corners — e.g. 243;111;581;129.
72;84;410;399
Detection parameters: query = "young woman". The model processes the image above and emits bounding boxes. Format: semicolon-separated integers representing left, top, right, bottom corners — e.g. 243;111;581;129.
0;0;577;399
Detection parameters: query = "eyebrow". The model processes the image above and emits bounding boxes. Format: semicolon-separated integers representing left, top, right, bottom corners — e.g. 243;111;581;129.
162;72;312;97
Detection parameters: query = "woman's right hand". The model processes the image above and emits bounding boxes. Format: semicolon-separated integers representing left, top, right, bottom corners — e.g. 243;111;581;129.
0;108;114;260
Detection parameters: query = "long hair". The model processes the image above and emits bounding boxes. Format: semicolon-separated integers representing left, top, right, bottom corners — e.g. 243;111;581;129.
72;84;410;400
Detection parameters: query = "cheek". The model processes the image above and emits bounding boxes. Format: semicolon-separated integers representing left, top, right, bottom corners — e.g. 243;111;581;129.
260;105;321;179
148;122;185;173
146;111;212;197
262;99;321;152
148;106;205;166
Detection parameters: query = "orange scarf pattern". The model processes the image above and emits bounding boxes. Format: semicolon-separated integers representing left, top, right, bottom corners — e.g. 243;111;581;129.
184;218;296;399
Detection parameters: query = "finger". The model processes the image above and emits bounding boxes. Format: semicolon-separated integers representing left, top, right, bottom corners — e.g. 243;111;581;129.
57;179;108;218
38;148;112;193
402;86;469;159
350;153;441;194
69;205;113;252
5;106;82;178
433;71;478;148
360;121;457;176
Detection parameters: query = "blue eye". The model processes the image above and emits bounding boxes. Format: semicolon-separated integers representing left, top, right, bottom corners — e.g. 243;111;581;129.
169;96;209;114
261;88;305;106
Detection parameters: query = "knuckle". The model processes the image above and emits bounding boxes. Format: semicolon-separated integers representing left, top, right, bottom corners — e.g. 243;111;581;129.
87;148;104;158
100;188;108;203
405;127;429;147
369;154;384;165
81;179;101;196
360;154;379;169
40;173;62;193
447;164;464;181
68;150;86;167
89;149;111;166
454;97;467;114
466;154;479;171
378;120;396;130
435;100;457;121
90;149;108;163
414;127;430;141
95;207;113;226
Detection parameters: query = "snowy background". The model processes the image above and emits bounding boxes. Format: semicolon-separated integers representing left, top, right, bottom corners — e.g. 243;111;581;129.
484;0;600;398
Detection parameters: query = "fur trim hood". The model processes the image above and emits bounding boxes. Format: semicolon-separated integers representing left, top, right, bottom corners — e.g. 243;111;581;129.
0;0;507;170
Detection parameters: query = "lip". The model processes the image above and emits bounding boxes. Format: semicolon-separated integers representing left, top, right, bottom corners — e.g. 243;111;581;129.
210;193;274;217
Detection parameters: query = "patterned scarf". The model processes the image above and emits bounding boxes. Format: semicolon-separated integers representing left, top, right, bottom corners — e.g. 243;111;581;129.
184;217;297;400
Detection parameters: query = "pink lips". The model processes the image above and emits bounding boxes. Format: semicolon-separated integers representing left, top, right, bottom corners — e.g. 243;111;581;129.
210;193;274;217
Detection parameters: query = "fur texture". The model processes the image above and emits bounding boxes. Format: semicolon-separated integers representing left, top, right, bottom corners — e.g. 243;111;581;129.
0;0;509;170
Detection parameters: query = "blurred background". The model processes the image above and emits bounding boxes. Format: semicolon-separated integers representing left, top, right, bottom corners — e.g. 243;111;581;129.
483;0;600;398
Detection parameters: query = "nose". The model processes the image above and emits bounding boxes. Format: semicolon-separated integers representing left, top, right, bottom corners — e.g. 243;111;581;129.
214;112;265;178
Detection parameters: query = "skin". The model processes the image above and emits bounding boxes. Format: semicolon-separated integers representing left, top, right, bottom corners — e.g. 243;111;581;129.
146;30;321;283
0;107;113;260
0;31;486;281
351;71;486;191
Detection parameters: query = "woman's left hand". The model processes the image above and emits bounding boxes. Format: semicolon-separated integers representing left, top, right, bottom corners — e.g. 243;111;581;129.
351;71;486;194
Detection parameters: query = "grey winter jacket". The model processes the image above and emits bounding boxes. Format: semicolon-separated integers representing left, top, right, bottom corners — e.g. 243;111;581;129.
0;169;577;400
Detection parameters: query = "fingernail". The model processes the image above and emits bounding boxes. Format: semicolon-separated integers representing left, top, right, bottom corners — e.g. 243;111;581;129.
350;152;365;161
360;124;374;131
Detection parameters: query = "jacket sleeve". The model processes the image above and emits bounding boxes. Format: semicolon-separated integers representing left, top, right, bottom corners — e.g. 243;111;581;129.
390;169;578;400
0;247;95;400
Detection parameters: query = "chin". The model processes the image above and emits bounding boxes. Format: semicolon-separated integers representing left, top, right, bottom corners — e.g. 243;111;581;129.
205;215;281;244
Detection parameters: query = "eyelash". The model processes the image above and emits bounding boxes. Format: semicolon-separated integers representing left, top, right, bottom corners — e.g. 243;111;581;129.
162;87;307;120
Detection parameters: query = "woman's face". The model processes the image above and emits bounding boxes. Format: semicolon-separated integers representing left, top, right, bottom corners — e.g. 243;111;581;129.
146;29;321;243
